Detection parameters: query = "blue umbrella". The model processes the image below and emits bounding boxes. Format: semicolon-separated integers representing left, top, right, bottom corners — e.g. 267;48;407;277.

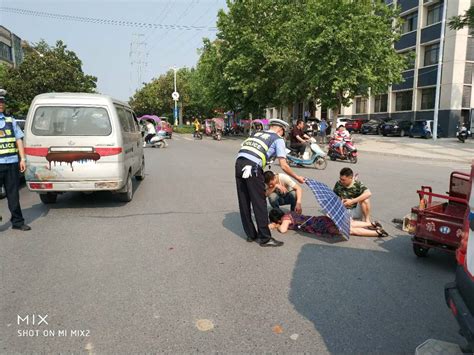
305;178;351;240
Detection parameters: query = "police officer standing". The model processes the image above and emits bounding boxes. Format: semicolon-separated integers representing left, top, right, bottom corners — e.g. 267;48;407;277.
0;89;31;231
236;118;304;247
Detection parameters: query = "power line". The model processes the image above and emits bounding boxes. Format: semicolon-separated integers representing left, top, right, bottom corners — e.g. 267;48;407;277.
0;6;217;31
147;0;202;52
169;1;217;45
143;1;176;44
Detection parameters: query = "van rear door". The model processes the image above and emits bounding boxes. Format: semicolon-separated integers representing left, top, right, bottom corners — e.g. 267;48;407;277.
25;105;123;182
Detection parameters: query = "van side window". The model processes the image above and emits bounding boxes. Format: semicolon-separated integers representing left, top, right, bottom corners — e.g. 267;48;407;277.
126;110;138;132
115;106;131;133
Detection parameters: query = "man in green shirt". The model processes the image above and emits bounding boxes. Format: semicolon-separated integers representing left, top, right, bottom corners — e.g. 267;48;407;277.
333;167;372;222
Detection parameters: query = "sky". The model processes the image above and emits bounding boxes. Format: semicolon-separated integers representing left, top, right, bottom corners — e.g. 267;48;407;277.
0;0;227;101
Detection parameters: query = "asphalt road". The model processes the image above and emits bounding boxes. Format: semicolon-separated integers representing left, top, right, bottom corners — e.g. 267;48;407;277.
0;134;469;353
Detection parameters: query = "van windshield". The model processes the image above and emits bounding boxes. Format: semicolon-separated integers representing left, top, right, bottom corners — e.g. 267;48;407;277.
32;106;112;136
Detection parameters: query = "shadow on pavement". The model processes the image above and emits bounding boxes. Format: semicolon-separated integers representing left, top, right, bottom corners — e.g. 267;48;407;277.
34;180;143;209
289;236;460;353
222;211;247;241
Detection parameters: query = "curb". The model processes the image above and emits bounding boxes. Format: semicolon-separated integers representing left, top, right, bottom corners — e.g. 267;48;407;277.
357;148;471;164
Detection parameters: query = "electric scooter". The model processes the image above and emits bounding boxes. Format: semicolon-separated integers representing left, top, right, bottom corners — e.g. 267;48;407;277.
328;138;358;163
286;138;327;170
457;125;471;143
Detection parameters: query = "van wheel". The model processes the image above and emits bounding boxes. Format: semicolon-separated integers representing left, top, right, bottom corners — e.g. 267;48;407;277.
40;193;57;204
135;158;145;181
118;173;133;202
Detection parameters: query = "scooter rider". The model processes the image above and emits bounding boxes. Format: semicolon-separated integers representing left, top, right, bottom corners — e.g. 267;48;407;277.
235;118;305;247
193;117;201;137
333;125;351;157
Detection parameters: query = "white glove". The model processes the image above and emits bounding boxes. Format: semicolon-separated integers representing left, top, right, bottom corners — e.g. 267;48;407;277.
241;165;252;179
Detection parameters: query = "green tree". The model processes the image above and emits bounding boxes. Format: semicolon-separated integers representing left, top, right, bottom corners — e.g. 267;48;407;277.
190;38;241;117
130;67;206;120
213;0;407;125
216;0;296;116
294;0;407;127
2;40;97;115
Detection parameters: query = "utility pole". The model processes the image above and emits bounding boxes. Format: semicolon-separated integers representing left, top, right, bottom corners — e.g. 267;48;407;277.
433;0;448;141
129;34;148;96
171;66;180;126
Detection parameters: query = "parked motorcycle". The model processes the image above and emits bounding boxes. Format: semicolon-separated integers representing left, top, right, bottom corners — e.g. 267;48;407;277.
328;138;358;163
286;138;327;170
143;133;168;148
457;125;471;143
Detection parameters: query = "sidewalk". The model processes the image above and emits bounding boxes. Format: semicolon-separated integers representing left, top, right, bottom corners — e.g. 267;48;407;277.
353;135;474;164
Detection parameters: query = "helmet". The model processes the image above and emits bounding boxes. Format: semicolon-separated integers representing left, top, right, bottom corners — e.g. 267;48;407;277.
269;118;290;131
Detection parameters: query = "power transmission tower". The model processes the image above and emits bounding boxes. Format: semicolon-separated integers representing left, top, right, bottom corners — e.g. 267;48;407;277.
129;33;148;95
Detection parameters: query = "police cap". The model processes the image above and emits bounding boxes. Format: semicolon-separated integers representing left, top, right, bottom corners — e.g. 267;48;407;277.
269;118;290;131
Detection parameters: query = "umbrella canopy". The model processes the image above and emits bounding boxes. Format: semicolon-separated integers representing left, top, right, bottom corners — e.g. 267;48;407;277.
305;178;351;240
137;115;161;123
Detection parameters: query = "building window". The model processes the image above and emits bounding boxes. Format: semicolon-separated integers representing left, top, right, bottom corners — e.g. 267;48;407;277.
0;42;12;62
355;97;367;114
467;38;474;61
465;63;473;84
420;88;436;110
395;90;413;111
402;12;418;33
374;94;388;112
424;43;439;66
462;86;472;107
427;2;443;26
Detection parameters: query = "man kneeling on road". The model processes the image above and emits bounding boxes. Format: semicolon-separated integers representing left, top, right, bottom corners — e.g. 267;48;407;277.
333;167;372;222
264;170;302;214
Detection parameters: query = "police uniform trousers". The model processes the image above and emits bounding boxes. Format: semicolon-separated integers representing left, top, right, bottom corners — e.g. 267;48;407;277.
0;163;25;227
235;157;272;243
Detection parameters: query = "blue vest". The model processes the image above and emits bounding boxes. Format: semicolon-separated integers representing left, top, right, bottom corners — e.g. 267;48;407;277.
237;131;281;167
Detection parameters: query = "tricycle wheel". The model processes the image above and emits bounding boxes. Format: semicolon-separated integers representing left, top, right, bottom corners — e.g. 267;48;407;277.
413;244;429;257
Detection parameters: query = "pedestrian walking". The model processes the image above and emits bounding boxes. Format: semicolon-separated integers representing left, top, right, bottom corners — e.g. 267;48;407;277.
235;119;305;247
0;89;31;231
319;118;328;144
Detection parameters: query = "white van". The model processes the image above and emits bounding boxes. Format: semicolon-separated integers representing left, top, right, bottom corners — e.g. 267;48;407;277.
24;93;145;204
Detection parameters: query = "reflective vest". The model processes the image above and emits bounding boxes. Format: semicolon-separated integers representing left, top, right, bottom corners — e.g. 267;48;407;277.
0;117;18;158
238;131;281;167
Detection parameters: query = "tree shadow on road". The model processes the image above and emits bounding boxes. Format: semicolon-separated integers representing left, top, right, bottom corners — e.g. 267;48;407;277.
289;236;461;353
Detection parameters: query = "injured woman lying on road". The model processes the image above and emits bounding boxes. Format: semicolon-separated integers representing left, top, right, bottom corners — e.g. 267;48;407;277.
268;208;388;238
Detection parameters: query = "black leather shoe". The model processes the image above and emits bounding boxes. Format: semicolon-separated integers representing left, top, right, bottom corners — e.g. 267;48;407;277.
246;237;257;243
259;238;284;247
12;224;31;231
